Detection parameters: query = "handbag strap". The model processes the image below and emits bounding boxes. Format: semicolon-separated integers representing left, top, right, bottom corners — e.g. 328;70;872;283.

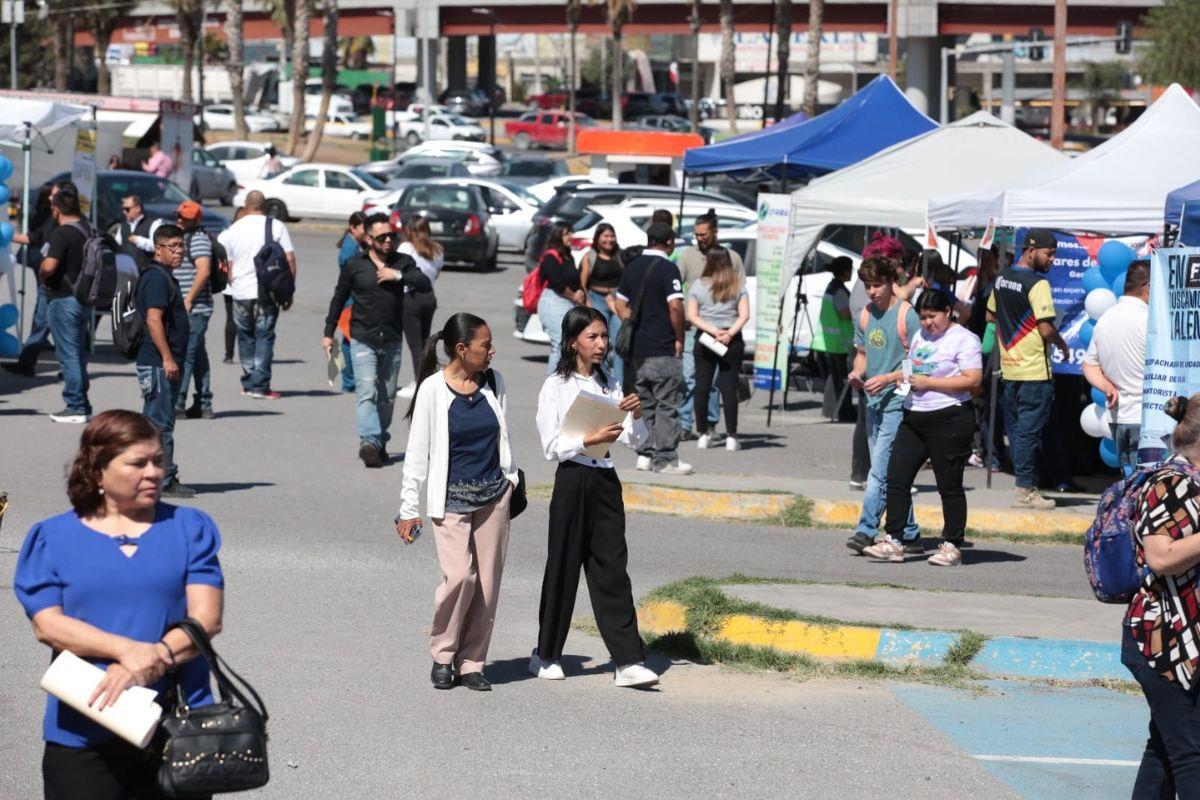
166;618;269;722
628;256;660;332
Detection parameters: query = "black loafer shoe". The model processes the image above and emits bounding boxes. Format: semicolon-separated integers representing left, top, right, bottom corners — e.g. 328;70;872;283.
431;662;455;690
459;672;491;692
359;441;383;469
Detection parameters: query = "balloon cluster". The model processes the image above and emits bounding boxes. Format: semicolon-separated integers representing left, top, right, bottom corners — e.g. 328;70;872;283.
0;153;16;358
1077;239;1136;472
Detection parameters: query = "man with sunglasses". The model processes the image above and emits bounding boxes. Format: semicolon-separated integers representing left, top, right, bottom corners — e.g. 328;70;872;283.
112;195;160;270
136;224;195;497
322;213;431;468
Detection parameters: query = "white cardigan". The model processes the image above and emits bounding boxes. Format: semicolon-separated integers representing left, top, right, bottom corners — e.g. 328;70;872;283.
399;369;519;520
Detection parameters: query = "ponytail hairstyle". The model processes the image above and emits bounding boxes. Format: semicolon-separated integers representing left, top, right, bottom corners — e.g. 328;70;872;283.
1165;394;1200;459
407;215;444;261
701;246;739;303
67;410;162;516
405;312;490;420
554;306;609;382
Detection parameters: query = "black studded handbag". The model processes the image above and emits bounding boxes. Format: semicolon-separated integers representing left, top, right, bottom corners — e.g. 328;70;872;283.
156;618;270;799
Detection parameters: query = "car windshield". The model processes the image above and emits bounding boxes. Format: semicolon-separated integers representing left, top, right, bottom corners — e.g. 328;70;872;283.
102;174;190;206
446;114;473;126
502;183;542;206
501;160;560;178
400;185;477;211
350;168;385;189
401;163;460;178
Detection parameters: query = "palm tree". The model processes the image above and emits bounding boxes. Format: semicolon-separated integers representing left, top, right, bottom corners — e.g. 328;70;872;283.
225;0;248;138
174;0;202;103
688;0;702;132
801;0;823;117
284;0;310;156
605;0;636;130
83;0;135;95
719;0;737;132
567;0;581;154
52;11;72;90
301;0;338;162
773;0;792;121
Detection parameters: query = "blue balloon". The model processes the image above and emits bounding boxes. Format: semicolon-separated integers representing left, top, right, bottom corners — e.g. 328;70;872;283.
1091;387;1108;408
0;220;11;247
1112;271;1127;296
0;154;11;182
1099;437;1119;469
1098;240;1134;282
1079;318;1096;348
0;332;18;358
1081;268;1108;293
0;303;17;329
0;184;9;204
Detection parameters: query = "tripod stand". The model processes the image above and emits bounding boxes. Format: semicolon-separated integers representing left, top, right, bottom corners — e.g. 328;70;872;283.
766;271;817;426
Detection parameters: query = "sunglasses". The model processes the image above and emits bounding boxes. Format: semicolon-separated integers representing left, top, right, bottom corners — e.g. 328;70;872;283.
369;233;394;244
156;242;185;251
122;206;138;213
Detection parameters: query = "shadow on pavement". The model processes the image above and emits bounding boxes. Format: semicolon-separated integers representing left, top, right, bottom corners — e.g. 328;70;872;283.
189;481;276;495
960;548;1028;565
213;410;283;418
275;389;338;398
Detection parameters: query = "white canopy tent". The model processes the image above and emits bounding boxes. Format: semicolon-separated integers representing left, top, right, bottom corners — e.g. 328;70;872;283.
786;111;1068;290
927;84;1200;235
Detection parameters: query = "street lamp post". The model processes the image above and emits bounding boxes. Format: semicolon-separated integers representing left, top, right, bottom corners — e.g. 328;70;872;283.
471;7;497;145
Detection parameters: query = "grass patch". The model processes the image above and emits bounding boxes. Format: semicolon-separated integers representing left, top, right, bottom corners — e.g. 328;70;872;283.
770;496;813;528
946;631;989;667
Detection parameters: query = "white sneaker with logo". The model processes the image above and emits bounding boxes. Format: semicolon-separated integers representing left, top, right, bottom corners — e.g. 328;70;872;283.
614;662;659;688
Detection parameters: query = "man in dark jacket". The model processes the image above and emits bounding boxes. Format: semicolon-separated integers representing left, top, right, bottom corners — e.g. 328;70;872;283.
322;213;430;468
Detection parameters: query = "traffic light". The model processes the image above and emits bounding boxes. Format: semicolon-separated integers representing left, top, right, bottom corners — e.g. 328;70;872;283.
1116;21;1133;55
1028;28;1045;62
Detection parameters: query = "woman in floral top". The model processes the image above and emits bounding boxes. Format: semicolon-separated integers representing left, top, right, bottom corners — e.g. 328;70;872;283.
1124;393;1200;798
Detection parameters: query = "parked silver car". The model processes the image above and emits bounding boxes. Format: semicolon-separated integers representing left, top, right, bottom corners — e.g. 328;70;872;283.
190;148;239;205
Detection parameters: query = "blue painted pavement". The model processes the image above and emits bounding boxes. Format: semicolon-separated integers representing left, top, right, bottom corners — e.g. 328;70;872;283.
894;680;1147;799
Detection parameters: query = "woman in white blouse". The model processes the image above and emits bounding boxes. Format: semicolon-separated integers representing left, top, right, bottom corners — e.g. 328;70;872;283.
531;306;660;688
396;312;519;692
398;216;445;390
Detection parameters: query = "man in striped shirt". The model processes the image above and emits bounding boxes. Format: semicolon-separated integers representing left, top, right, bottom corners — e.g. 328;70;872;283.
173;200;215;419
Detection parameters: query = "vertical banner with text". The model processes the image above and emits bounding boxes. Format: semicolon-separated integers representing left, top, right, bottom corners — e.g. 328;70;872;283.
158;100;197;192
752;193;793;390
71;126;96;218
1141;247;1200;453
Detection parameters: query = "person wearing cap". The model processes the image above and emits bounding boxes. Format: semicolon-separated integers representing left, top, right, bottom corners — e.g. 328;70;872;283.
987;228;1068;510
173;200;216;420
614;221;694;475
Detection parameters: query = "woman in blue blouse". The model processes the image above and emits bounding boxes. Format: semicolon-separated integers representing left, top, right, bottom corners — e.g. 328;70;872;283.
14;410;225;800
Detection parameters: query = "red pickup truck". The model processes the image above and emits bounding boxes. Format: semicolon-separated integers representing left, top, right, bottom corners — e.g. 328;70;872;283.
504;110;594;150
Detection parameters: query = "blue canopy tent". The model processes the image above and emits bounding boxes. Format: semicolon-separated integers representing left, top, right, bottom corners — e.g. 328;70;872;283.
681;75;937;183
1166;179;1200;246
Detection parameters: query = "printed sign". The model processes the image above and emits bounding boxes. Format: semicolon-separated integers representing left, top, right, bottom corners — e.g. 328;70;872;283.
71;126;96;217
752;193;794;390
158;100;197;192
1141;247;1200;452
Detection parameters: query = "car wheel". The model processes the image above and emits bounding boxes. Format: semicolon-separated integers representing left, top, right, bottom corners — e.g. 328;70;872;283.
405;131;421;146
264;199;289;221
514;132;532;151
221;183;237;206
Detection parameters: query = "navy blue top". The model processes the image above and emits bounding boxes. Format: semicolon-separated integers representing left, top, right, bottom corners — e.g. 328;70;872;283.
135;264;189;367
445;386;506;512
13;504;224;747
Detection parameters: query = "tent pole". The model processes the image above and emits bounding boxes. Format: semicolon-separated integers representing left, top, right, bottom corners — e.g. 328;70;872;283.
676;175;685;237
17;120;30;345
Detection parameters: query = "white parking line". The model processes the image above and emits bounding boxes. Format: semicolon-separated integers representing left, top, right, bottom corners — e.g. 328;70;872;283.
973;755;1140;767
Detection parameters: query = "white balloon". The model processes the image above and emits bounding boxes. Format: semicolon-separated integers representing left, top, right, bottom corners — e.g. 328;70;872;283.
1085;288;1118;320
1080;402;1110;438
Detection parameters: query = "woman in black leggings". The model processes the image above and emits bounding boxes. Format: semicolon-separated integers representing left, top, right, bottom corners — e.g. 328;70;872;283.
684;247;750;451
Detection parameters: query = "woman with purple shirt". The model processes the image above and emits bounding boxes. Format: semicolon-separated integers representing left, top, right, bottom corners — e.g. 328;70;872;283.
863;288;982;566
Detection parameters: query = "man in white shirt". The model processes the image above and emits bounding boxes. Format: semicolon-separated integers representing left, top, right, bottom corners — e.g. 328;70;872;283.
217;190;297;399
1082;259;1151;475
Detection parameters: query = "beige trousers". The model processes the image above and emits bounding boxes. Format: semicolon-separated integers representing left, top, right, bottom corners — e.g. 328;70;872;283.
428;485;512;674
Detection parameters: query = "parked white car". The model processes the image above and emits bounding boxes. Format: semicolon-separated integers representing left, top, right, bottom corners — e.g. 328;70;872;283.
359;141;505;183
526;173;617;204
197;104;281;133
306;111;373;140
204;141;300;187
234;163;395;221
397;113;486;146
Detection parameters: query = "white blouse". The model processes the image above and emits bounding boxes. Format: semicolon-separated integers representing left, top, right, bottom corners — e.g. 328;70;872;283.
536;370;649;469
398;241;444;283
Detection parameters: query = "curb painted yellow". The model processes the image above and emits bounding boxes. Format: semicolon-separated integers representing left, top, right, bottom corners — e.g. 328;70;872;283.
809;499;1090;536
622;484;793;520
637;601;688;635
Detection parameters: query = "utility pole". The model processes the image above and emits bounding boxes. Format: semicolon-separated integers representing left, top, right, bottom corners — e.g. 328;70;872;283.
4;0;23;90
887;0;898;81
1050;0;1067;149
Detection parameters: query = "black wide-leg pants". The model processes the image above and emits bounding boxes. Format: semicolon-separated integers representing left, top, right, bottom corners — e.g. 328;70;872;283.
537;461;646;667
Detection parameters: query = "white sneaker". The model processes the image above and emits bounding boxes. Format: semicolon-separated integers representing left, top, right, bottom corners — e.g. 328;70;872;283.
725;435;741;451
528;649;565;680
49;409;89;424
656;460;694;475
636;455;653;471
614;662;659;688
397;382;417;399
697;433;714;449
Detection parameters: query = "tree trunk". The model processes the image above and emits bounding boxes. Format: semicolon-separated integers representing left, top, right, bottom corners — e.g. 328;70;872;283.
719;0;737;132
802;0;823;117
612;32;624;130
179;2;197;103
301;0;338;163
285;0;310;156
53;18;69;90
689;0;701;132
568;25;577;154
226;0;247;138
774;0;792;121
95;28;113;95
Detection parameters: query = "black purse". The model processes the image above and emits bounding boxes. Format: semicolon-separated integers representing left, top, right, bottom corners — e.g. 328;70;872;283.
510;469;528;519
156;618;270;799
614;259;659;362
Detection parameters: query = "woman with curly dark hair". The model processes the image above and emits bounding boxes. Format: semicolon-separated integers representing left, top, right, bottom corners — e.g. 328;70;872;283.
13;410;225;799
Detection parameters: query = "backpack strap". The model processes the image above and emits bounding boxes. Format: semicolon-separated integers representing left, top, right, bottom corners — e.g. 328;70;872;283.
263;215;275;245
897;301;911;350
858;306;869;337
483;368;497;396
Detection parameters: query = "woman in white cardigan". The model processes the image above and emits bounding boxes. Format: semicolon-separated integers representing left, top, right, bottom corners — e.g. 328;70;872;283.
397;312;519;692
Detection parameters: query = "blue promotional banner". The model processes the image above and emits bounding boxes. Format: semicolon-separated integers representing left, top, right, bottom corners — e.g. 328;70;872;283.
1140;247;1200;453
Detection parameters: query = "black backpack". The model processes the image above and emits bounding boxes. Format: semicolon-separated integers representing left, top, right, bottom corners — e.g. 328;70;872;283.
111;264;179;360
66;221;119;308
186;229;229;294
253;217;294;305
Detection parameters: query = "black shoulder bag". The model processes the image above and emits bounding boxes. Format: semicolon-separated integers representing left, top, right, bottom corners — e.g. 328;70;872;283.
613;259;659;362
156;618;270;798
483;369;527;519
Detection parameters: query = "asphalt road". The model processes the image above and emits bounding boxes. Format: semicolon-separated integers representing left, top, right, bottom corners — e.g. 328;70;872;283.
0;227;1104;798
